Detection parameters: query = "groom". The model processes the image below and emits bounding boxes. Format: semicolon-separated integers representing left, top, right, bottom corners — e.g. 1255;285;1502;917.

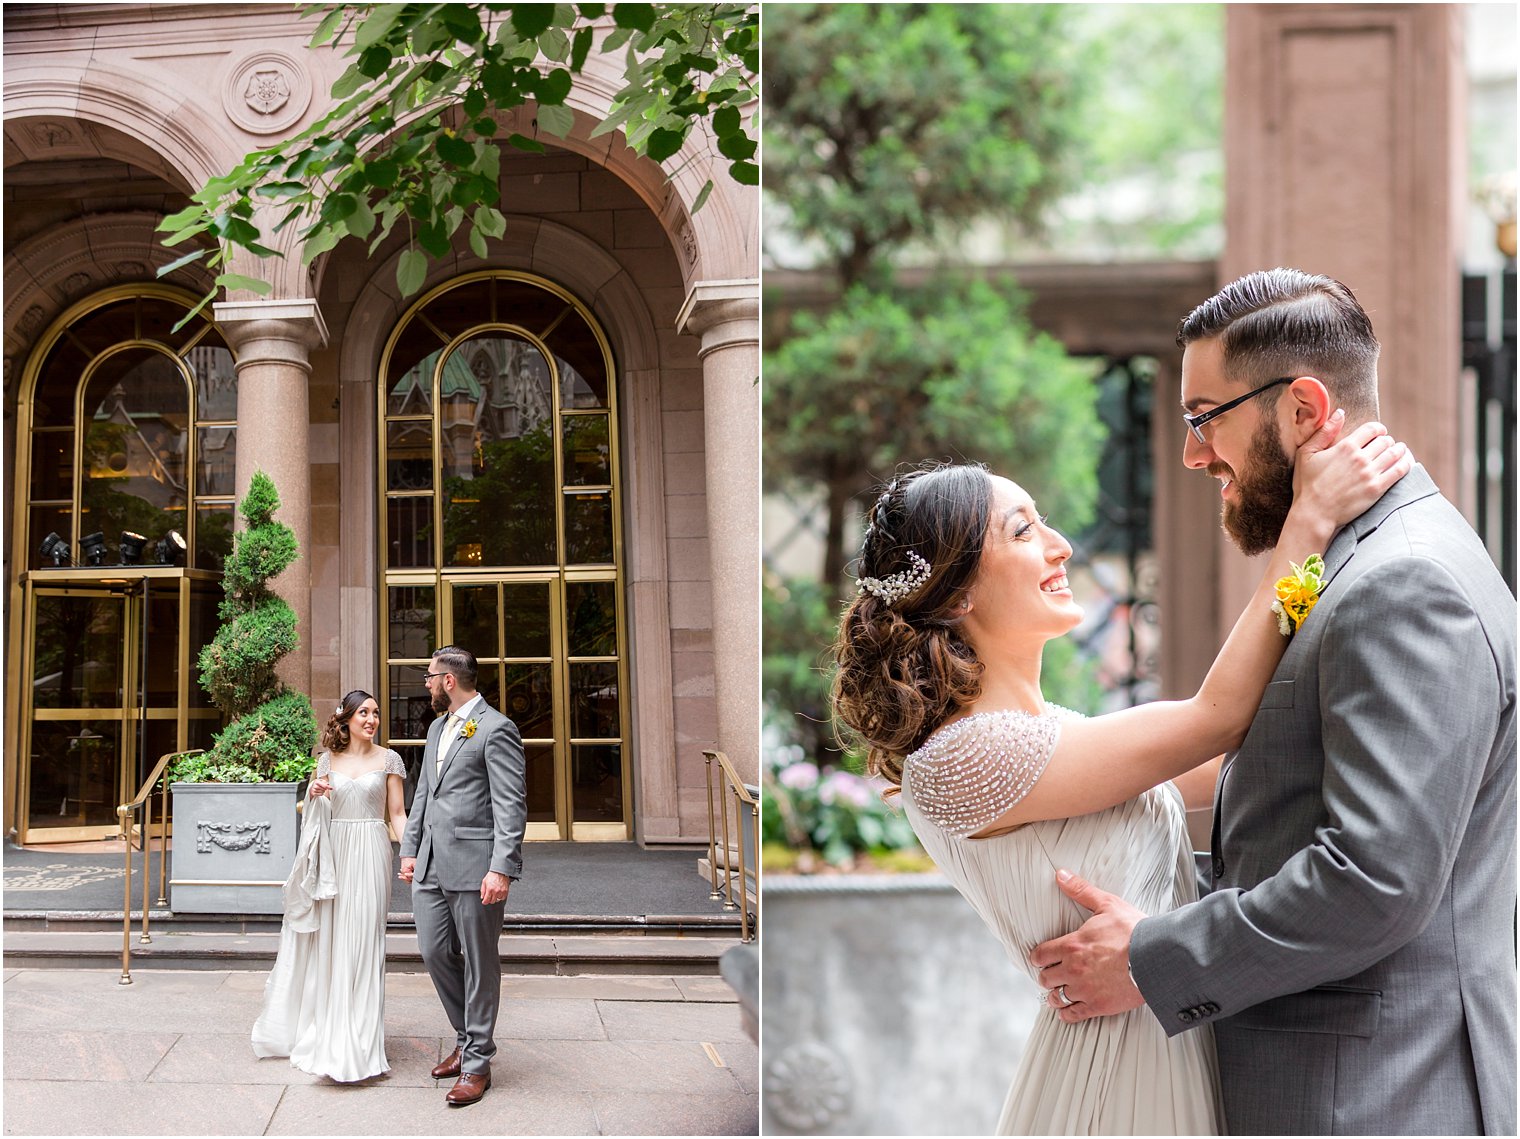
1032;269;1516;1135
399;645;527;1106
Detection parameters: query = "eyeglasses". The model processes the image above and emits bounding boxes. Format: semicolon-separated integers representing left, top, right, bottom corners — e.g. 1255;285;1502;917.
422;671;450;683
1182;377;1294;445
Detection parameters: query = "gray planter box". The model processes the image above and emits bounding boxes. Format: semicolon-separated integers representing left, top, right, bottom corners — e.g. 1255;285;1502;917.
169;782;302;914
761;874;1039;1136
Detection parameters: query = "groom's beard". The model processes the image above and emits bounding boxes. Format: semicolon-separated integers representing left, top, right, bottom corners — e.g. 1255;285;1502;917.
1219;419;1296;557
430;687;450;716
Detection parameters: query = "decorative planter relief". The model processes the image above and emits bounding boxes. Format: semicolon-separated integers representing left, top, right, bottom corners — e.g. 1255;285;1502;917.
170;782;301;914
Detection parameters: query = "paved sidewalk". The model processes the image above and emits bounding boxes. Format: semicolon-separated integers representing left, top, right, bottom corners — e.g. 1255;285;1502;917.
2;967;758;1136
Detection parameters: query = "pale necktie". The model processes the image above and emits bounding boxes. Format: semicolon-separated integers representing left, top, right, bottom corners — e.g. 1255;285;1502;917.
436;712;461;777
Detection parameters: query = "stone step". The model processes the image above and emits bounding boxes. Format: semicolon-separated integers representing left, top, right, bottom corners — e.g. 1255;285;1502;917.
2;928;736;975
3;909;739;936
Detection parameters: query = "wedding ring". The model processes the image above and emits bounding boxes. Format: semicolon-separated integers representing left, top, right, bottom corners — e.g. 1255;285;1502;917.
1054;985;1074;1007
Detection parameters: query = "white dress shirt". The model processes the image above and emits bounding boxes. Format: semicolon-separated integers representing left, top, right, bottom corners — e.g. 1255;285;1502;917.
436;693;484;777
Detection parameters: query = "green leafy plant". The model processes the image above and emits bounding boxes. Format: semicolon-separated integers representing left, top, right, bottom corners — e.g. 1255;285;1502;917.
172;471;317;783
157;2;757;322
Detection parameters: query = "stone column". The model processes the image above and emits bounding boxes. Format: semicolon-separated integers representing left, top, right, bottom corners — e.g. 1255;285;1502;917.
213;298;329;697
1216;3;1466;621
677;280;760;785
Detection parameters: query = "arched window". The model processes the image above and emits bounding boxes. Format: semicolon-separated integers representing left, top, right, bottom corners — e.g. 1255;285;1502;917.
379;272;628;840
20;286;237;570
10;285;236;843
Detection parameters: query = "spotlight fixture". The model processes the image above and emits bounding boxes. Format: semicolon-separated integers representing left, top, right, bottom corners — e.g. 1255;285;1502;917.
154;529;187;566
80;531;108;567
38;531;70;567
119;531;147;565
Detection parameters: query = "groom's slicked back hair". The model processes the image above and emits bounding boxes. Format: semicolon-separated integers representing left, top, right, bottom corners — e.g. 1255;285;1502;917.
1178;267;1381;420
432;645;479;689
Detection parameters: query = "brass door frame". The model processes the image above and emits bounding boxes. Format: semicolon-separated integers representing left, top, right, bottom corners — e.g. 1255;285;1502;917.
377;271;631;841
16;568;220;844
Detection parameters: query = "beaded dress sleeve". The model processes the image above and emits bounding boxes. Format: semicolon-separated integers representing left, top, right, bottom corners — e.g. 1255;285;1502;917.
903;709;1067;838
384;749;406;778
316;751;331;780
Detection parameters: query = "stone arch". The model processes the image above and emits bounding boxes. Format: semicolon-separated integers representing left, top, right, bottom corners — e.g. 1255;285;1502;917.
330;220;679;832
3;63;237;194
3;212;217;374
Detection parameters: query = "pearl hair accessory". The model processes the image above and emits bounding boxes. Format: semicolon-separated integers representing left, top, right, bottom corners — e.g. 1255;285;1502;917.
858;550;932;606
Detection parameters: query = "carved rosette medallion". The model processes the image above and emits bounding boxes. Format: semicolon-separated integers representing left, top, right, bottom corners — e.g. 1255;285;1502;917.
763;1041;854;1132
196;821;273;854
223;51;311;135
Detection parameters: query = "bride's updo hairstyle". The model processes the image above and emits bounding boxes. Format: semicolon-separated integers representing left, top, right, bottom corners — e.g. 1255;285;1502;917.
831;462;994;791
321;689;375;754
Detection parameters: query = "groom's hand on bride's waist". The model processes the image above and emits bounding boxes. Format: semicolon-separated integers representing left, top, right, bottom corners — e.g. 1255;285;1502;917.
1029;869;1146;1024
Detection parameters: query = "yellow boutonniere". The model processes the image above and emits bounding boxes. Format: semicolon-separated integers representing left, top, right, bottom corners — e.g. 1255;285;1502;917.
1271;553;1325;636
460;718;478;739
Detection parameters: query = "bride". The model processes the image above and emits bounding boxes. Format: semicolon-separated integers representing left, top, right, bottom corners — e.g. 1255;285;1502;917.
251;689;408;1082
829;413;1408;1134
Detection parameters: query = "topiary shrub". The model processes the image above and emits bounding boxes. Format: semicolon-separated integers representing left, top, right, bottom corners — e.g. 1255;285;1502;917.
172;470;316;783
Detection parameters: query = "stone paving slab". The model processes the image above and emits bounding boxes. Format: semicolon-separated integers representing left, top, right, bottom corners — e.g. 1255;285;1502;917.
1;969;758;1135
4;1030;181;1082
590;1090;760;1136
674;974;740;1002
263;1083;602;1135
502;974;685;1001
2;1079;285;1135
714;1038;760;1094
500;1038;748;1096
596;999;752;1044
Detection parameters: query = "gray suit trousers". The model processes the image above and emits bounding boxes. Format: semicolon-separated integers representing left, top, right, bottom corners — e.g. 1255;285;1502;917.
412;865;505;1075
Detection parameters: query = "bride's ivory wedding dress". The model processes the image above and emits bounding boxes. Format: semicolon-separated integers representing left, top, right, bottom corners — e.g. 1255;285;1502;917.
903;707;1223;1136
251;749;405;1083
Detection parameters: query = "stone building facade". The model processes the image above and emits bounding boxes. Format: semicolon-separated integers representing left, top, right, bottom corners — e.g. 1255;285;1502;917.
2;3;758;848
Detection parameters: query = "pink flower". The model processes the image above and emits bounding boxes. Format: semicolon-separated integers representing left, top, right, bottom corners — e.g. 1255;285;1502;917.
778;762;820;791
818;770;873;809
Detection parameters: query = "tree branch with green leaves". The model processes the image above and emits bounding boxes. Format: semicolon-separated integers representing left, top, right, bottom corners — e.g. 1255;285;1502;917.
158;2;757;325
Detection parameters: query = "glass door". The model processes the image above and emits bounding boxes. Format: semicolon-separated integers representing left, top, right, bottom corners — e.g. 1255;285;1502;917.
22;583;133;842
19;572;225;844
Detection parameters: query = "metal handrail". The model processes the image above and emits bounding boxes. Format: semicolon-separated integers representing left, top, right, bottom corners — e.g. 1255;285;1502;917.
703;749;759;943
115;749;198;985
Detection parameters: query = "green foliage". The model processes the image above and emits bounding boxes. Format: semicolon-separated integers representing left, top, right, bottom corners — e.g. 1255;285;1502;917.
763;3;1086;285
761;750;920;870
1049;4;1223;256
169;692;318;784
762;574;843;764
190;471;317;782
764;277;1104;583
158;3;757;319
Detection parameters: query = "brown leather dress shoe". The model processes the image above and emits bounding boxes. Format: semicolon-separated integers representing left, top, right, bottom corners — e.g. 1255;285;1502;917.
446;1071;491;1106
431;1047;462;1080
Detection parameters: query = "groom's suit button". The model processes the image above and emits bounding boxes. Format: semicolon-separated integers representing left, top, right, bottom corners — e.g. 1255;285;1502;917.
1178;1009;1196;1022
1211;857;1225;878
1201;1002;1220;1015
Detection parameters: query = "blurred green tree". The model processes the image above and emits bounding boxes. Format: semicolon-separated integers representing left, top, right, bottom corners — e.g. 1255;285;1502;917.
762;3;1083;288
763;4;1110;767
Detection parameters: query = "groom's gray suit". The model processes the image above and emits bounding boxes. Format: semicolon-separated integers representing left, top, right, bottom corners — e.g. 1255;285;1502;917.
400;698;527;1076
1132;465;1516;1135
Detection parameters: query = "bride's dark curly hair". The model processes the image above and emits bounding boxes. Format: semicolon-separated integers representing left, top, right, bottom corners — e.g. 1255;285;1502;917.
321;689;375;754
831;462;995;792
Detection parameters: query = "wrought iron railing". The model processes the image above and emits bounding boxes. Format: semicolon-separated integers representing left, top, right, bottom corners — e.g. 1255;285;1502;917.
1463;268;1517;593
115;749;196;984
703;749;758;942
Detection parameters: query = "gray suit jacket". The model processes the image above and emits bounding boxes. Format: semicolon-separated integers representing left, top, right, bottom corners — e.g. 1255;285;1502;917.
399;700;527;892
1131;466;1516;1136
